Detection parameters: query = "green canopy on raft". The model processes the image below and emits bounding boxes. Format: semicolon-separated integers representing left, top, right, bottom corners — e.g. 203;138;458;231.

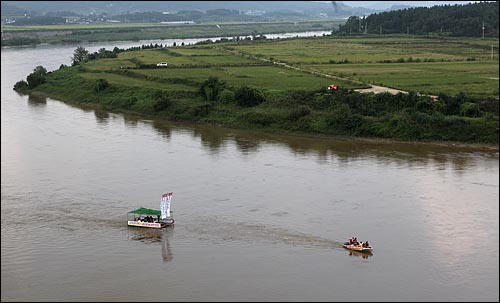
128;207;161;216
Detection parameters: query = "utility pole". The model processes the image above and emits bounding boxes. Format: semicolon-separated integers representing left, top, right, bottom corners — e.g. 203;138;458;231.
407;26;409;35
482;21;485;39
379;25;382;35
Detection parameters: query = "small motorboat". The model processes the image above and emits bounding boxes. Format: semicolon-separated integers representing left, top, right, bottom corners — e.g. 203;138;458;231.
343;241;373;252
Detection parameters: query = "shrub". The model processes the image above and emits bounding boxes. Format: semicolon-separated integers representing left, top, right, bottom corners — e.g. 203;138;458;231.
199;76;226;102
189;103;212;117
218;89;235;104
416;98;436;113
287;90;314;105
240;111;274;126
94;79;109;92
13;80;29;92
459;102;481;118
234;85;265;107
153;91;172;112
328;103;353;129
288;105;311;121
26;65;48;88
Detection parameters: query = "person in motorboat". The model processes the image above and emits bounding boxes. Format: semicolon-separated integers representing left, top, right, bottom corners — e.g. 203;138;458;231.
348;237;359;245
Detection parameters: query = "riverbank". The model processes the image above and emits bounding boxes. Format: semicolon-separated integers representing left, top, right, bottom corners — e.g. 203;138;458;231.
17;36;499;146
27;88;499;153
1;21;339;46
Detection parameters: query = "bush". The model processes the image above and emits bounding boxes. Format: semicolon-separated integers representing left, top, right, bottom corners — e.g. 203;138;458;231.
288;105;311;121
234;85;265;107
287;90;314;105
153;91;172;112
459;102;481;118
240;111;274;126
416;98;436;113
13;80;29;92
328;103;353;129
189;103;212;117
200;76;226;102
94;79;109;92
26;65;48;89
218;89;235;104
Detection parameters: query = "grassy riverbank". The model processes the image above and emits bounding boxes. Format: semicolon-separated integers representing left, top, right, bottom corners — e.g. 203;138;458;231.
20;35;499;145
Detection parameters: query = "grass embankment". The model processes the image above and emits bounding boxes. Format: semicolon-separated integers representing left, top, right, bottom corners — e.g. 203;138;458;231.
24;35;499;145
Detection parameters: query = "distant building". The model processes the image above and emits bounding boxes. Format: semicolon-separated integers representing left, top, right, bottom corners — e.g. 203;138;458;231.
245;10;265;16
160;21;195;24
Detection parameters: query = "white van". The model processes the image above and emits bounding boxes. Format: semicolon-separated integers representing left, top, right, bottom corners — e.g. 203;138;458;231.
157;62;168;67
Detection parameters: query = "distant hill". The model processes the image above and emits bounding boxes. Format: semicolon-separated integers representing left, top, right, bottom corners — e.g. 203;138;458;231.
337;1;499;37
2;1;482;23
1;2;28;16
0;1;380;19
2;1;362;16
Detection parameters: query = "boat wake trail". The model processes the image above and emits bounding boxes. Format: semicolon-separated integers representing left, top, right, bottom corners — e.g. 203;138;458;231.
184;218;344;250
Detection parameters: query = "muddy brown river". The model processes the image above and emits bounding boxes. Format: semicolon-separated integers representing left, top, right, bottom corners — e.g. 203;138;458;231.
1;36;499;302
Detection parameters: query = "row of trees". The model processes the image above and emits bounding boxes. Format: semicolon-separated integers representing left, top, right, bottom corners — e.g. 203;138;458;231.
69;43;186;66
337;2;499;37
11;16;66;26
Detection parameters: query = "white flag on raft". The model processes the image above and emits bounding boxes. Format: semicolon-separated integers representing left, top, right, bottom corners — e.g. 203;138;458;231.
161;192;173;219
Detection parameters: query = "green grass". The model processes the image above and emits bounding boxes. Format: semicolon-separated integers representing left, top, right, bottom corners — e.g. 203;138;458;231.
303;61;499;98
80;35;498;98
228;35;499;64
117;49;196;65
83;59;137;71
131;65;358;90
80;72;197;91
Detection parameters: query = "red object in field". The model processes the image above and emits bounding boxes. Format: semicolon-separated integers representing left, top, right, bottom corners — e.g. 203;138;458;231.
328;84;338;91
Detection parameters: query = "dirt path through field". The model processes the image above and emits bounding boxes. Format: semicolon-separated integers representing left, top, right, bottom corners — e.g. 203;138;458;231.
353;84;408;95
259;57;409;95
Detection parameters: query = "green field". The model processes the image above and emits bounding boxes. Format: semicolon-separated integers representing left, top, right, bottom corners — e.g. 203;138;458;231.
22;34;499;145
132;66;349;90
229;35;498;64
78;35;499;97
223;35;499;98
80;72;198;91
303;61;499;98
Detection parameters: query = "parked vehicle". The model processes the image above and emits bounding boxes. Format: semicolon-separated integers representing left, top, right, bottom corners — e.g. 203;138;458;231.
327;84;338;91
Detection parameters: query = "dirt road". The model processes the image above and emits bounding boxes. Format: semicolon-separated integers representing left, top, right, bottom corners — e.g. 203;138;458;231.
252;56;409;95
354;84;408;95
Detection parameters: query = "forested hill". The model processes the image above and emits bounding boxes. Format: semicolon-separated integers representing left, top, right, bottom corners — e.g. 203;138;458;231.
338;1;499;37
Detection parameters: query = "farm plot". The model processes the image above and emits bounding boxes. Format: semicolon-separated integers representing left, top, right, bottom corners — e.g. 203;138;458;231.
303;61;499;98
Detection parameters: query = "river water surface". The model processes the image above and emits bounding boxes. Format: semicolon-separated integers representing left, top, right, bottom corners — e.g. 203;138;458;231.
1;34;499;302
